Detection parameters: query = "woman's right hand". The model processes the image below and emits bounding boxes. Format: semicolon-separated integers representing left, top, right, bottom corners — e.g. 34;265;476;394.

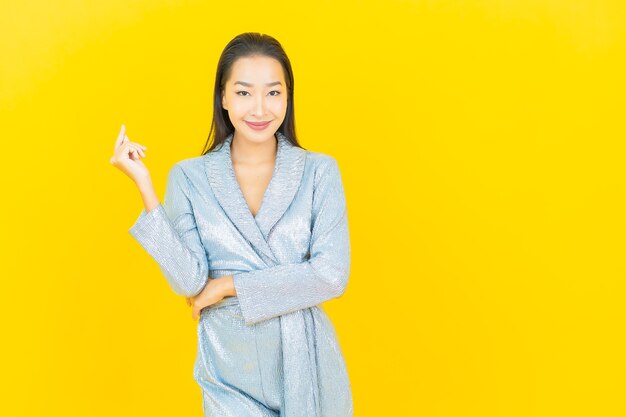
110;124;150;184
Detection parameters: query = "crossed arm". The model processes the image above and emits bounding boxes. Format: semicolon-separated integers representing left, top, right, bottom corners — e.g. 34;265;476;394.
129;158;350;325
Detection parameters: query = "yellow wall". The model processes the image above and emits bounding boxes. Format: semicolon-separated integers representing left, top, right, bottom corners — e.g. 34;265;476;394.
1;1;624;416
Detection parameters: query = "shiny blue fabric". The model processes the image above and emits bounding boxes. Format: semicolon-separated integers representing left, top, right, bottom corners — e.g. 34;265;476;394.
128;131;353;416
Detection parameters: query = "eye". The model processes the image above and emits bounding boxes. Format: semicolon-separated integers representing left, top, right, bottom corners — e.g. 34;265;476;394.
235;90;281;97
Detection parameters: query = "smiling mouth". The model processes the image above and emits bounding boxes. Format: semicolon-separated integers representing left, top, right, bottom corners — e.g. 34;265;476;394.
245;120;272;126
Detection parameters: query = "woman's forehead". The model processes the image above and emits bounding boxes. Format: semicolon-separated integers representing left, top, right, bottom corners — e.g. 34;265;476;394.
229;56;285;84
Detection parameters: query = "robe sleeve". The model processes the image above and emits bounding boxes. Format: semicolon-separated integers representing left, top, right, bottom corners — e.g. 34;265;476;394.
128;164;210;297
233;157;351;325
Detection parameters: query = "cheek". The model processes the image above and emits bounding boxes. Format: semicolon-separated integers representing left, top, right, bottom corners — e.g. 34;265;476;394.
269;98;288;114
228;100;248;116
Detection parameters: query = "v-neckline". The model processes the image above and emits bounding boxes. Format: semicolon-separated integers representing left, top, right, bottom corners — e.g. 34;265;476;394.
203;130;306;257
225;134;282;222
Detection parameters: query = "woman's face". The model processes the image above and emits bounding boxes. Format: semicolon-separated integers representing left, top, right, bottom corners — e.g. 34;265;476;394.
221;55;288;145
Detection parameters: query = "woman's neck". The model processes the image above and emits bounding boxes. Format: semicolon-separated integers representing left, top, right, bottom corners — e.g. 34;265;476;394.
230;132;278;165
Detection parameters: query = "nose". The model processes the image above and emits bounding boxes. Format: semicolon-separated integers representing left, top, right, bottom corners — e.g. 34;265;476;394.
253;94;267;116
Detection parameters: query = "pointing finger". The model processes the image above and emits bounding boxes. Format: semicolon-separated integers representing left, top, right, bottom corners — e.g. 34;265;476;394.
115;124;126;150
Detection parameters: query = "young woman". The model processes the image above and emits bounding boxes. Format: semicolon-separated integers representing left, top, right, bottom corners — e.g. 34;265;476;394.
110;32;353;417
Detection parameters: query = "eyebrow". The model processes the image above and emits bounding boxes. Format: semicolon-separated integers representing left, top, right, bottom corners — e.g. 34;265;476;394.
234;81;283;87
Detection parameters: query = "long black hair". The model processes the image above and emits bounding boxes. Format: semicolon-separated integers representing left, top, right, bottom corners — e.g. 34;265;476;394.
201;32;304;155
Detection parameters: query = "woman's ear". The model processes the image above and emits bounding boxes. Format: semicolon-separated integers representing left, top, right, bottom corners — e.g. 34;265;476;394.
221;90;227;110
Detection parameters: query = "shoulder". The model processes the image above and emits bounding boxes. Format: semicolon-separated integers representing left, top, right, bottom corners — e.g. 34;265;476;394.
304;150;341;184
173;155;205;173
164;155;206;188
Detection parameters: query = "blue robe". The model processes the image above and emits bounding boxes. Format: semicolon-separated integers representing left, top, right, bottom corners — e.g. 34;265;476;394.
128;131;353;416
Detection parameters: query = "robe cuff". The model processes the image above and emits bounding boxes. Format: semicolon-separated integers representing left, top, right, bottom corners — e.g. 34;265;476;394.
128;204;167;244
233;271;258;325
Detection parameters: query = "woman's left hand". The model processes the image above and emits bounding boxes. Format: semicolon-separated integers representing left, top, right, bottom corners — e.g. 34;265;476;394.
186;276;235;321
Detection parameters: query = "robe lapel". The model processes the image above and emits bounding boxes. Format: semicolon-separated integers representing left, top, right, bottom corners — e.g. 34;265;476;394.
254;131;307;240
203;131;306;264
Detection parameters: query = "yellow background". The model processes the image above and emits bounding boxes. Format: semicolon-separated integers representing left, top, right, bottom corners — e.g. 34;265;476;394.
1;0;625;416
